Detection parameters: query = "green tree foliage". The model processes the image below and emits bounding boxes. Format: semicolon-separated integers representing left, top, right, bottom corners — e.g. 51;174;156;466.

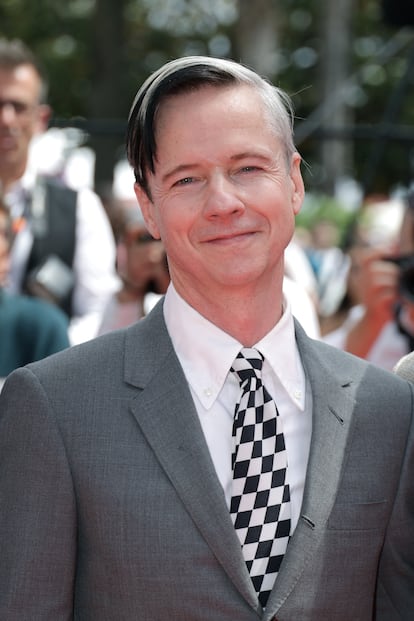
0;0;96;116
1;0;413;194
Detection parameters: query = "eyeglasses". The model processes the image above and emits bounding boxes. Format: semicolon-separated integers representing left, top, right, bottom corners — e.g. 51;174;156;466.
0;99;37;116
125;231;155;245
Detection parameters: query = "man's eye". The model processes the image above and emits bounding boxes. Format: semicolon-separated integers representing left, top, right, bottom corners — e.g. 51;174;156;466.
0;100;31;115
13;102;28;114
175;177;194;186
240;166;259;173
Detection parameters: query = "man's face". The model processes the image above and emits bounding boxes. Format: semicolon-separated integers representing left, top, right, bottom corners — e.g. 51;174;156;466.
0;64;49;188
119;224;168;292
135;84;304;305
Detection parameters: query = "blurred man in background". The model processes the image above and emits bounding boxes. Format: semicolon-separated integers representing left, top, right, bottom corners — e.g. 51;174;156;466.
0;38;119;344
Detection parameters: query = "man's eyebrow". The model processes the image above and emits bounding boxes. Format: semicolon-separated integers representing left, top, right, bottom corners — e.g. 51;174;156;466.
229;151;274;164
161;163;198;184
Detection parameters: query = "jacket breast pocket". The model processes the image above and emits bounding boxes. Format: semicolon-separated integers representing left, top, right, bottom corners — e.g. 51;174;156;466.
327;499;389;530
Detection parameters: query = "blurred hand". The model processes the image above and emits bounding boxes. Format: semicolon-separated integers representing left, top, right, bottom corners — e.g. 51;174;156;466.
350;247;399;327
344;246;400;358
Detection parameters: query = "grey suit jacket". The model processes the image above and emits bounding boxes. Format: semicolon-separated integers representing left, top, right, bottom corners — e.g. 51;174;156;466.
1;300;413;620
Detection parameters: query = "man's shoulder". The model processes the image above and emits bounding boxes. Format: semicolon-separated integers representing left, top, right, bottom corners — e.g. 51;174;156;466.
42;175;78;211
31;310;162;370
43;175;77;194
40;327;128;366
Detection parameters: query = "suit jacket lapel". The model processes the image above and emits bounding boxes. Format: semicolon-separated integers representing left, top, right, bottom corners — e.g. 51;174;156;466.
123;305;359;618
124;302;259;611
265;321;358;617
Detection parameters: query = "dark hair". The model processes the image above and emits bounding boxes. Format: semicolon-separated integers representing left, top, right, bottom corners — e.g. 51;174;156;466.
0;38;49;103
126;56;296;197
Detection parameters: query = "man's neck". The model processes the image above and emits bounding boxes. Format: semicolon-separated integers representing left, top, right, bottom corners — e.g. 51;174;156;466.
173;278;284;347
1;162;27;195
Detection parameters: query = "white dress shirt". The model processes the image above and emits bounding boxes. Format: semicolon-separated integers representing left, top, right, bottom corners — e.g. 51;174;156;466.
282;275;320;339
164;283;312;532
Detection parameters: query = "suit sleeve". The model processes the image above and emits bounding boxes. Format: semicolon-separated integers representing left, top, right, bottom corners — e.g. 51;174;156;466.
375;381;414;619
0;367;76;620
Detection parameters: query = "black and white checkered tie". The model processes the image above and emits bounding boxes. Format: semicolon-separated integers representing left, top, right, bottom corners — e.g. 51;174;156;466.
230;348;291;609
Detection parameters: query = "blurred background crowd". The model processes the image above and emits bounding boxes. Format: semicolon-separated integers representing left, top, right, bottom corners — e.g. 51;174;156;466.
0;0;413;386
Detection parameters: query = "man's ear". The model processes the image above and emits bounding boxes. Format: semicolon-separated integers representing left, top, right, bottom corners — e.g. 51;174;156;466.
289;152;305;216
134;182;161;240
35;104;52;134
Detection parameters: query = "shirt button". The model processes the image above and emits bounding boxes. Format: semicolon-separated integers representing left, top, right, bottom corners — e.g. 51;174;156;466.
294;390;302;400
204;387;213;397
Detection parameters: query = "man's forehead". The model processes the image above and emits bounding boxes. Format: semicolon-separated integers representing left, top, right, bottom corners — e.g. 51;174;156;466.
154;83;264;134
0;64;41;98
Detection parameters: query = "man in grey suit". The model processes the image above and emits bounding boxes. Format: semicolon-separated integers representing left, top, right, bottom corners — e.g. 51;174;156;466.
1;56;413;620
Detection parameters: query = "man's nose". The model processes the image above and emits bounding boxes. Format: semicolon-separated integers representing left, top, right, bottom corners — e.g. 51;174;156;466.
203;174;245;217
0;102;18;123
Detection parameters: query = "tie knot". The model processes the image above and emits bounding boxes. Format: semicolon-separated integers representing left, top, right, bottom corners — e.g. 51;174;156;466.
231;348;264;386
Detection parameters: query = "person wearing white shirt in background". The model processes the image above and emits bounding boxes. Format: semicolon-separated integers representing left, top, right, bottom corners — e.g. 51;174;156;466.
0;38;119;345
97;201;170;336
322;194;414;371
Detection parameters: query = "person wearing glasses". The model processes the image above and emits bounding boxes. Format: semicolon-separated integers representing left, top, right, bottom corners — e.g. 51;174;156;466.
97;202;170;335
0;38;119;344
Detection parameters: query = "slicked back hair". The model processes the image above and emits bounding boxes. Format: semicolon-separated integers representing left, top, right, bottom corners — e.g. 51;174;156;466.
126;56;297;197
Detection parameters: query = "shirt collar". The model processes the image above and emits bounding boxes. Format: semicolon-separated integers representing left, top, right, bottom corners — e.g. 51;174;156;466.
163;283;305;411
5;171;36;218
